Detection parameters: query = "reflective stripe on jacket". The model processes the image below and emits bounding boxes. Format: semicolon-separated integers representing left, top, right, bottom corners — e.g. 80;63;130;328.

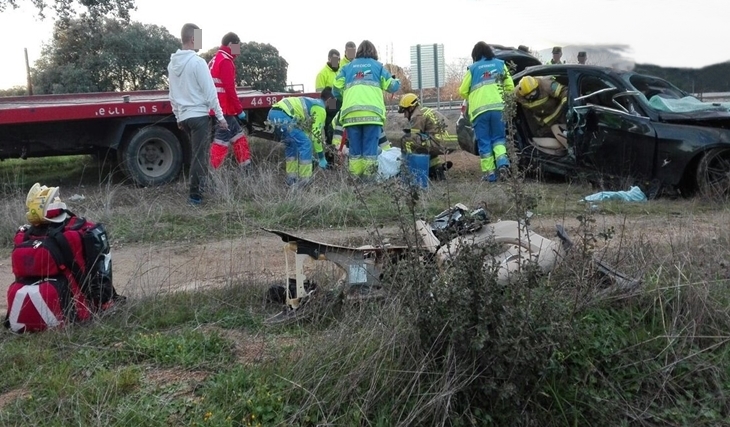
272;97;327;142
514;77;568;126
208;45;242;116
332;58;400;127
458;57;514;122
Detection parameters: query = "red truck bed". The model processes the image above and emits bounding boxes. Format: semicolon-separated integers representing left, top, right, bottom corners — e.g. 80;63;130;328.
0;88;318;125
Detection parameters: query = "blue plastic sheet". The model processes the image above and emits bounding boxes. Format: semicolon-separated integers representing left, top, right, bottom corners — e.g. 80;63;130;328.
582;186;647;202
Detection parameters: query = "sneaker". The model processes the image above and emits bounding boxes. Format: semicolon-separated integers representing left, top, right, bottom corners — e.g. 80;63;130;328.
481;173;498;182
285;177;297;186
188;195;203;206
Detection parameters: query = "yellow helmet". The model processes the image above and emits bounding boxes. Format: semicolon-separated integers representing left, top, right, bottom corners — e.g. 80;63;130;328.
25;183;68;226
517;76;539;97
398;93;419;112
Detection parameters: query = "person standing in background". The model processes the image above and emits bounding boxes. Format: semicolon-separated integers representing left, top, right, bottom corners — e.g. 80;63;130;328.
333;40;400;179
340;41;356;68
547;46;565;64
168;23;227;205
208;31;251;172
459;41;514;182
316;49;341;146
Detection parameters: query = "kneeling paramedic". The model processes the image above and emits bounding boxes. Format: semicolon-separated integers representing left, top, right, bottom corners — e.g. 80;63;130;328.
398;93;453;181
267;91;329;186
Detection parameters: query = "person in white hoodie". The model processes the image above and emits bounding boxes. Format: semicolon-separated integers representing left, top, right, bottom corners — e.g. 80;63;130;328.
168;23;227;205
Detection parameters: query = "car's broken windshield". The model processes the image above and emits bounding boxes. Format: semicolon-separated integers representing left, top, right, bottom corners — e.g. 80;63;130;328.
627;74;730;113
628;74;687;101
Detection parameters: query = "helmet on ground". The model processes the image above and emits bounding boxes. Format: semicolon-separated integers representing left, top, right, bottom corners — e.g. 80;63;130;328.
517;76;539;97
398;93;419;112
25;183;68;226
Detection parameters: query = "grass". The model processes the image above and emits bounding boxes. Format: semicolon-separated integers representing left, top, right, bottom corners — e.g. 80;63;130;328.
2;119;730;425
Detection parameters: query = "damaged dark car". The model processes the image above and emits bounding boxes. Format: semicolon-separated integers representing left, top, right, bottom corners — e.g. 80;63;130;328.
457;64;730;198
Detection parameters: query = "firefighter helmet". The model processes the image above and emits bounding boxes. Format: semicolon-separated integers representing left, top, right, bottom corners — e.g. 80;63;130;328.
25;183;68;226
398;93;420;113
517;76;539;97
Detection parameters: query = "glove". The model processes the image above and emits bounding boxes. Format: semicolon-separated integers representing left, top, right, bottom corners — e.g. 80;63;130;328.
318;152;328;169
237;111;247;121
341;146;349;156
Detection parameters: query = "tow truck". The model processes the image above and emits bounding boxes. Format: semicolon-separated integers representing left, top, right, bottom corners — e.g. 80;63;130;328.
0;86;318;186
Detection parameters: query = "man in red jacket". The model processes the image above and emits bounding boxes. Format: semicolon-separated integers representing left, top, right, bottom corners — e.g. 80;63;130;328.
208;32;251;170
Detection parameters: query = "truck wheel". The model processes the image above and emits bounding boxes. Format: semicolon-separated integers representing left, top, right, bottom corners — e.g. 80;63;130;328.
121;126;183;187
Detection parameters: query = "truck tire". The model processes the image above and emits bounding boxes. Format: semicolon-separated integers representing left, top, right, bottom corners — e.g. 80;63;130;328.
120;126;183;187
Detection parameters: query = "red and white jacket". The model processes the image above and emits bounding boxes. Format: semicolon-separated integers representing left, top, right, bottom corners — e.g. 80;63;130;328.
208;45;243;116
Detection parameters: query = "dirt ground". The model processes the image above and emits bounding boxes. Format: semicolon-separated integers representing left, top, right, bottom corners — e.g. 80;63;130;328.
1;207;722;312
0;227;398;311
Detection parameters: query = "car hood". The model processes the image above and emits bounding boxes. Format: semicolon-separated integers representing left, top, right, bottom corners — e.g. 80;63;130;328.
658;111;730;129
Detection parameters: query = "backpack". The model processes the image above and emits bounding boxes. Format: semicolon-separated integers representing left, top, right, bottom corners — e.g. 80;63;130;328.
4;212;123;333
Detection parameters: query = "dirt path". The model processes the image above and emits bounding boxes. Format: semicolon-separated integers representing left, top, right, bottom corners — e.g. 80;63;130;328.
1;211;723;312
0;227;395;311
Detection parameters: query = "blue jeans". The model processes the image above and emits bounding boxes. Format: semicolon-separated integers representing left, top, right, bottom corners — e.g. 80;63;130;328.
346;124;381;176
473;110;509;173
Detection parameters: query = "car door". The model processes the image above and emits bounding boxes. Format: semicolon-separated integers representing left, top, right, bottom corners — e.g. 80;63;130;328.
570;71;658;182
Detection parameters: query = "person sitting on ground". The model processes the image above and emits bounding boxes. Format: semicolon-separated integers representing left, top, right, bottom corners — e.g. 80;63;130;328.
397;93;453;181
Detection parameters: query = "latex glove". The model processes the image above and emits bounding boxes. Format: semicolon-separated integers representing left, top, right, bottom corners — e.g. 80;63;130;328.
318;152;328;169
341;146;349;156
237;111;247;121
218;119;228;130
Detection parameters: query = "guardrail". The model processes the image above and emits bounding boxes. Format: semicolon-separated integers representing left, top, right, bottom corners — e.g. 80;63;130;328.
694;93;730;102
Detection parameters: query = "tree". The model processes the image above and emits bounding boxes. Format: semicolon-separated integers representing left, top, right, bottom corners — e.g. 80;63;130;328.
0;86;28;96
0;0;135;20
32;15;180;94
201;42;289;92
385;63;411;94
441;57;471;101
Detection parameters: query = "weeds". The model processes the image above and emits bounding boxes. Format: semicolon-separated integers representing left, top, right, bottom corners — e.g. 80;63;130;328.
1;108;730;426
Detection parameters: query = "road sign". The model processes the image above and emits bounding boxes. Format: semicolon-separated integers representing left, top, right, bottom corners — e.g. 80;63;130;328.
410;44;445;90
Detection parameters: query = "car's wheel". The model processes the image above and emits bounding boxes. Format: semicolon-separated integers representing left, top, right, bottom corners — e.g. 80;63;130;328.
695;147;730;199
120;126;183;187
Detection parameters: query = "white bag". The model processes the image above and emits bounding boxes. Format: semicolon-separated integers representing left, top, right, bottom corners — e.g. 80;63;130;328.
377;147;402;180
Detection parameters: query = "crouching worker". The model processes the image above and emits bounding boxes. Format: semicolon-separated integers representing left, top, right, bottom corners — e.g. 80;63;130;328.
514;75;568;133
398;93;453;181
267;91;329;187
4;183;124;334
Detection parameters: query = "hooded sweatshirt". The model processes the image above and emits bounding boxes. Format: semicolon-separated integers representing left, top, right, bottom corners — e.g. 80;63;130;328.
167;49;224;123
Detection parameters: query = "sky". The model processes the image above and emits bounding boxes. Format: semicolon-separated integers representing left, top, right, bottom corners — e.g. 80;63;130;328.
0;0;728;92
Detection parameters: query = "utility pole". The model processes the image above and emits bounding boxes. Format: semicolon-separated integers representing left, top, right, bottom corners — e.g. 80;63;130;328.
24;48;34;95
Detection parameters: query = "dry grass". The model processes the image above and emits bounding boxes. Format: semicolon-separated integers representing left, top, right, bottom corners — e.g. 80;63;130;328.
1;126;730;425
